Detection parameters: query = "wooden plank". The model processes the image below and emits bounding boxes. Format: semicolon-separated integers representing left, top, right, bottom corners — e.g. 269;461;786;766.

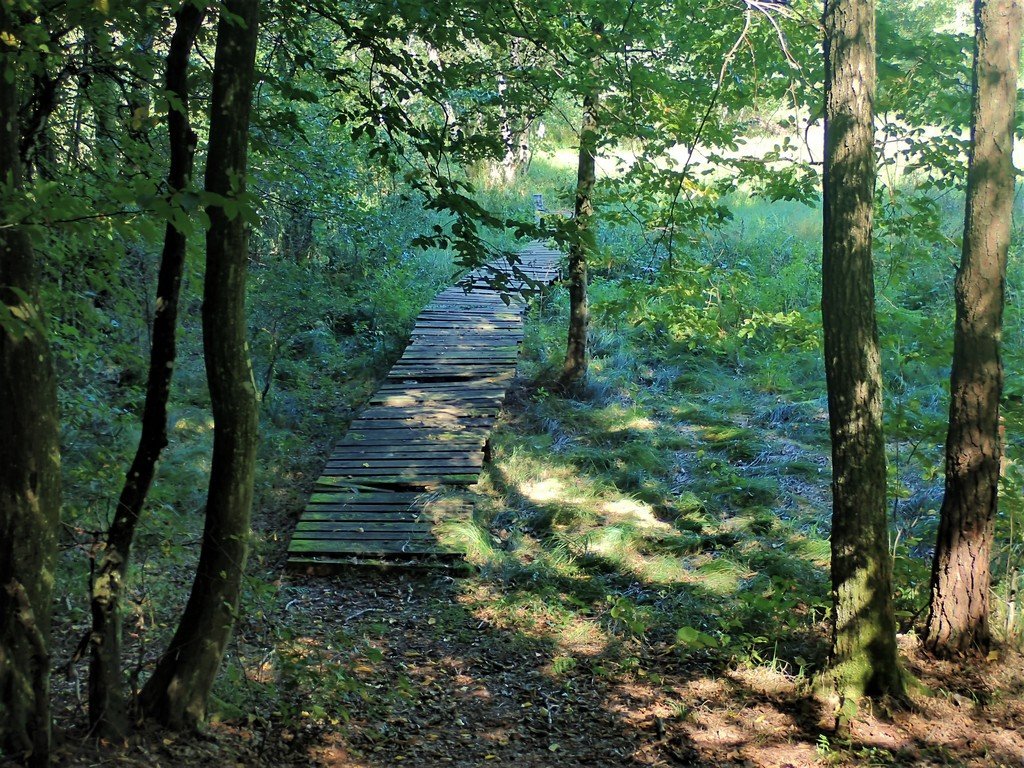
318;471;479;485
303;497;470;512
324;454;481;465
286;557;471;573
288;539;453;555
317;467;482;480
325;459;483;471
301;501;468;514
306;491;428;502
336;434;486;447
300;512;436;523
388;363;514;371
396;354;519;363
401;344;520;354
412;319;521;327
327;450;482;461
366;396;505;409
414;324;515;332
388;364;513;374
345;420;495;431
374;383;511;394
295;521;441;531
329;445;483;457
367;394;507;404
349;413;495;424
302;507;439;519
341;426;485;437
415;309;522;319
335;436;485;448
342;422;489;432
335;439;485;451
292;529;437;540
413;317;521;326
289;241;559;570
334;430;490;442
301;503;470;516
391;357;516;365
323;468;481;480
356;406;501;420
363;392;508;404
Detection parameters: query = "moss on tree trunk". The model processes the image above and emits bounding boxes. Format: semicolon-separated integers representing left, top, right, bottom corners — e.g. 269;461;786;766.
0;10;62;765
820;0;905;705
560;91;597;387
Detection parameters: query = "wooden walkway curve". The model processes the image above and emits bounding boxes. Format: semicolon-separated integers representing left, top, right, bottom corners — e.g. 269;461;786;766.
287;242;561;572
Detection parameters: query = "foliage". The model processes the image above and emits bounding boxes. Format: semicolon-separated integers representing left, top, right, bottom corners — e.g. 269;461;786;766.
0;0;1020;757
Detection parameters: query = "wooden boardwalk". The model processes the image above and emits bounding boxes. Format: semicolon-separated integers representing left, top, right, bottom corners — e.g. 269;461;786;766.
287;242;561;571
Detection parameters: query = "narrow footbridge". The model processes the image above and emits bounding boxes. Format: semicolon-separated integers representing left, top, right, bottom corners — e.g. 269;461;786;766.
287;242;561;572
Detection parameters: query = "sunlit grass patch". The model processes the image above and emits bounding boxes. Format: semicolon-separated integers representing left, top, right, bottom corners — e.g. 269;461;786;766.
791;536;831;568
699;424;762;461
689;556;750;595
435;517;498;565
466;583;610;649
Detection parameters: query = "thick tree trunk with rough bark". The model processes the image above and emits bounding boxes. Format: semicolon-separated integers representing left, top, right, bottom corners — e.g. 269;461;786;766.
88;4;205;737
139;0;260;729
820;0;905;703
0;12;62;767
926;0;1022;657
560;92;597;386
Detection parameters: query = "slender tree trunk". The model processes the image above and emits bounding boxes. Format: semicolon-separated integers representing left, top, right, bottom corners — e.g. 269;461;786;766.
88;4;206;737
0;12;62;767
497;72;517;182
139;0;260;729
560;92;597;386
820;0;904;704
925;0;1022;658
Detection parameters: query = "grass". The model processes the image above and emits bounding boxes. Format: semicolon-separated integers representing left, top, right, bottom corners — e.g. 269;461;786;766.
451;152;1024;680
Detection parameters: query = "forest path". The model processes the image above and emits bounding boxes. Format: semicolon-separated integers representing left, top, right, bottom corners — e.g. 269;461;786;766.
286;242;562;572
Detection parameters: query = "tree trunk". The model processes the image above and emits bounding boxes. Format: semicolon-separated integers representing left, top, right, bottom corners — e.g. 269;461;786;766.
0;12;62;767
560;92;597;387
820;0;905;704
88;4;205;737
497;72;518;183
138;0;260;729
925;0;1022;657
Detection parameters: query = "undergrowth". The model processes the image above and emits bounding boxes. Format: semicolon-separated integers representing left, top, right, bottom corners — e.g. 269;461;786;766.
46;147;1024;753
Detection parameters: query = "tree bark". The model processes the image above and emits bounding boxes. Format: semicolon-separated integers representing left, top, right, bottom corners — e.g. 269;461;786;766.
820;0;905;703
925;0;1022;657
559;92;597;387
139;0;260;729
88;3;205;737
0;11;62;766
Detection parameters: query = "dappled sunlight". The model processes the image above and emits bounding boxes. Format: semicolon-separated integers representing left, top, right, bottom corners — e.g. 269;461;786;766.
522;476;566;503
173;415;215;434
608;415;659;433
460;582;612;659
689;555;751;595
601;497;667;530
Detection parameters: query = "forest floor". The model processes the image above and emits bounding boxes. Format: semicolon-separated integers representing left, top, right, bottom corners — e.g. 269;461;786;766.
44;355;1024;767
45;571;1024;767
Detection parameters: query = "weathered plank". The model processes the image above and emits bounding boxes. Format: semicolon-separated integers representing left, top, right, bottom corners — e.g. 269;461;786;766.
287;242;561;570
289;539;455;555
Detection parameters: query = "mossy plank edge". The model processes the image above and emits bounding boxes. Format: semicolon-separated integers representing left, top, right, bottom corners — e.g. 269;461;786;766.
295;521;436;532
285;555;474;575
287;538;457;555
